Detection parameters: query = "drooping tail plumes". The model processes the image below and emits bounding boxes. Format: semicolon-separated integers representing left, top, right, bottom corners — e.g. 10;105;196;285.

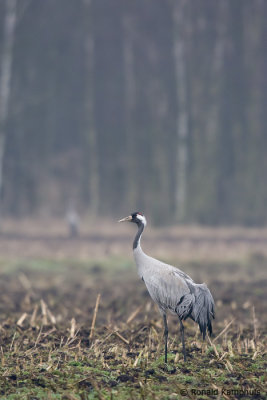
191;283;215;339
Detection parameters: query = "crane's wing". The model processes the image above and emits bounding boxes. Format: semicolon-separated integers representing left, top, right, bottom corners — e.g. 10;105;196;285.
189;282;215;338
143;268;193;317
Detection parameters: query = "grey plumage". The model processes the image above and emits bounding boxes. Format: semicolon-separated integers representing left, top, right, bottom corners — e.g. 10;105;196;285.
134;245;214;338
119;211;215;362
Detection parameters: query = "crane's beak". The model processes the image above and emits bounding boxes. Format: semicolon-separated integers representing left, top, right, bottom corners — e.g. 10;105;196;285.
118;215;132;222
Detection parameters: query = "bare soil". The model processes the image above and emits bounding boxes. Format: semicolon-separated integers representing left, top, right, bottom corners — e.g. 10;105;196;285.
1;217;267;262
0;222;266;398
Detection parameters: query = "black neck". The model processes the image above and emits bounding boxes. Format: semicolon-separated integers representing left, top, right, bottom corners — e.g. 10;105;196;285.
133;223;144;250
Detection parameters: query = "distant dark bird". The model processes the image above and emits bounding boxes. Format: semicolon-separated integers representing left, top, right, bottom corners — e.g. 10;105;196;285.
119;212;215;362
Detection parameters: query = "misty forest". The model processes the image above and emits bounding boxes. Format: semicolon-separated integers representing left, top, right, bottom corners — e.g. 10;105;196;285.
0;0;266;226
0;1;266;399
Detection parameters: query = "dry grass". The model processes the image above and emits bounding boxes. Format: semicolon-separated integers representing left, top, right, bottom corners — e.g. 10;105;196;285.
0;250;266;399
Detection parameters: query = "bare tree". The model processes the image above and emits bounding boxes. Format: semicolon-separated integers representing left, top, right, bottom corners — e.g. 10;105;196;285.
83;0;99;215
203;0;228;213
172;0;189;222
0;0;17;215
205;1;227;143
123;14;137;210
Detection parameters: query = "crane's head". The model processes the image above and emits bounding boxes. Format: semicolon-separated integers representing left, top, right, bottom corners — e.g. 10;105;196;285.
118;212;147;226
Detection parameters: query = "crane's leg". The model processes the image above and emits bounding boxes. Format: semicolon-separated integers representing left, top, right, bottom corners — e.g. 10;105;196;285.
163;314;168;363
178;317;186;361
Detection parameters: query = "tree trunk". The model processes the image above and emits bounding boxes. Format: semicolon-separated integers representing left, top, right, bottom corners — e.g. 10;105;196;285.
83;0;99;215
172;0;189;222
0;0;17;215
206;1;227;142
205;0;228;221
123;14;137;211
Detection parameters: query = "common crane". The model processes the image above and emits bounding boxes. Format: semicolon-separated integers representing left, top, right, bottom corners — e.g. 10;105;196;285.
119;212;215;362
